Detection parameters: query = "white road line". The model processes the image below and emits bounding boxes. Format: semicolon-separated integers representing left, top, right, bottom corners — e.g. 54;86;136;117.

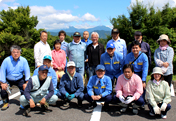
90;102;102;121
9;91;21;100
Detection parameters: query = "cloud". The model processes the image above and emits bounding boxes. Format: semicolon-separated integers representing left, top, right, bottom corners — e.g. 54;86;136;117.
29;6;100;30
0;0;18;10
130;0;176;9
74;5;79;9
74;23;96;29
81;13;99;22
106;25;113;29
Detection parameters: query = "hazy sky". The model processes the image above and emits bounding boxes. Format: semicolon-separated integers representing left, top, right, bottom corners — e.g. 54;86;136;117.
0;0;176;30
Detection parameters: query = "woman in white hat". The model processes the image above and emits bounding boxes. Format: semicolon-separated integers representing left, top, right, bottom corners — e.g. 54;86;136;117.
154;34;174;87
146;67;171;119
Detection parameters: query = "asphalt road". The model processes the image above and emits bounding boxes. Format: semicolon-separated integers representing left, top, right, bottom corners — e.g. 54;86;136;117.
0;87;176;121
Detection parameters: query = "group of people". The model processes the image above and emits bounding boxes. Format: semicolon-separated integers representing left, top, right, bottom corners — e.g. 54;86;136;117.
0;28;174;119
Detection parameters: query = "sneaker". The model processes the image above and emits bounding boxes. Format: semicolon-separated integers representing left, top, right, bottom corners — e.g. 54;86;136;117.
161;114;167;119
63;101;70;107
132;109;138;115
120;107;127;113
1;103;9;110
149;112;155;116
23;105;31;117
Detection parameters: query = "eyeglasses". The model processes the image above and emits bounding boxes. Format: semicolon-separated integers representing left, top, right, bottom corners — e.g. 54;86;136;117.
12;51;20;54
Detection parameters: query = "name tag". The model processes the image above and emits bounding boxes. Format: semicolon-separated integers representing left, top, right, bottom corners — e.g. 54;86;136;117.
93;86;98;89
104;62;110;65
114;61;120;64
129;62;134;64
137;62;143;65
101;85;106;88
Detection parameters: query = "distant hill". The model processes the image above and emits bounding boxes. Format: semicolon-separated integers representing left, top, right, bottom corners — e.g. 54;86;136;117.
49;25;111;39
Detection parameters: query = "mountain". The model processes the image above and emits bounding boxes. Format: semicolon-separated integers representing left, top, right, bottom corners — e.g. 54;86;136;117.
49;25;111;39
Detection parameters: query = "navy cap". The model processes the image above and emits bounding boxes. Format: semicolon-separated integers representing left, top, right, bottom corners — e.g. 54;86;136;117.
111;28;119;33
39;65;49;71
43;55;52;61
73;32;81;37
106;42;115;49
96;65;105;71
134;31;142;36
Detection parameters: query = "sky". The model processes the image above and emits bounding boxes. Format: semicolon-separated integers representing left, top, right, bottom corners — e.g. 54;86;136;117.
0;0;176;30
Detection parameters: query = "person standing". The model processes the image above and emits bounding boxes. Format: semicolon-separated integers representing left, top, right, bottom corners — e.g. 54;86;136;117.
52;40;66;82
107;28;127;59
66;32;86;77
128;31;152;71
0;45;30;110
34;30;52;68
86;32;105;79
58;30;68;55
154;34;174;86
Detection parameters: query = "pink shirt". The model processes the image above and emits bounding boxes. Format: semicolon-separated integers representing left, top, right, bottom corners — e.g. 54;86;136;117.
51;49;66;70
115;73;143;100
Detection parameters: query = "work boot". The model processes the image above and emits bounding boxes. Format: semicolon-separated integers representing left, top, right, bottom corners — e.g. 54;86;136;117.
119;103;128;113
102;103;110;112
1;99;9;111
86;101;97;111
23;105;31;117
41;105;52;113
77;100;83;108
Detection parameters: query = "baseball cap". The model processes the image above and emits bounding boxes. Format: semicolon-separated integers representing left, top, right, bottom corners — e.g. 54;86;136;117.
111;28;119;33
95;65;105;71
134;31;142;36
67;61;75;67
43;55;52;61
106;42;115;49
39;65;49;71
73;32;81;37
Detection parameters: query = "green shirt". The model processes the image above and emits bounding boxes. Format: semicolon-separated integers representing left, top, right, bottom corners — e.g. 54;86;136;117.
146;80;171;108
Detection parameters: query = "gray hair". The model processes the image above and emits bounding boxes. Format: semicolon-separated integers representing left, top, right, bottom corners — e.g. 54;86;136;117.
91;32;99;38
40;30;47;36
10;45;21;52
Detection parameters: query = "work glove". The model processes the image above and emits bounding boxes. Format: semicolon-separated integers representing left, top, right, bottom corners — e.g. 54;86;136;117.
119;95;125;104
153;106;161;114
160;103;167;111
124;96;134;104
68;94;75;100
65;92;69;99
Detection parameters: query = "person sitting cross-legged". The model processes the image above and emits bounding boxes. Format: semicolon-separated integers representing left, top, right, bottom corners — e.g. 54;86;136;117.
113;64;144;115
20;65;58;117
56;61;84;109
84;64;112;112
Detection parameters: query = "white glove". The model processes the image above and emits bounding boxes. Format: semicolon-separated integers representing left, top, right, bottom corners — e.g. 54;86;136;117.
160;103;167;111
153;106;161;114
124;96;134;104
119;95;125;104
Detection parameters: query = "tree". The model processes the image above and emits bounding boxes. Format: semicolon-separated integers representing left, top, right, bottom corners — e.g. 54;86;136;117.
0;6;39;71
110;0;176;72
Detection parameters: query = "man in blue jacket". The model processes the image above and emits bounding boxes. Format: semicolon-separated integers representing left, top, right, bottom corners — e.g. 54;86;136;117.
57;61;84;109
100;42;124;86
84;65;112;111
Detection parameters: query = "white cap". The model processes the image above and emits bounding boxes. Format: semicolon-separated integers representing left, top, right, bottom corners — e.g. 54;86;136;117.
67;61;75;67
151;67;163;75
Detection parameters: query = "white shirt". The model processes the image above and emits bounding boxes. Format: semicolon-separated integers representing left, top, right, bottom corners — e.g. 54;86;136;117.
34;40;52;67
